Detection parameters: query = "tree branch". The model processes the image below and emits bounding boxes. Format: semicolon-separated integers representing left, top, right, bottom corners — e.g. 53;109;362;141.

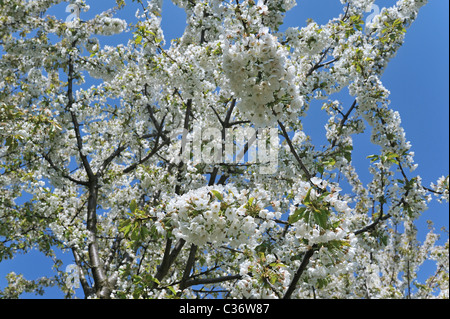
66;43;110;299
180;244;198;290
331;99;358;148
175;98;192;194
153;238;186;285
72;248;94;298
67;52;95;181
354;213;392;235
98;144;126;176
42;152;88;186
184;274;242;288
278;120;313;181
209;98;236;186
283;245;318;299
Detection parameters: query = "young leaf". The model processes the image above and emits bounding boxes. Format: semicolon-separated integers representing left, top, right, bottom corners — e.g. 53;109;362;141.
210;190;223;201
129;199;137;213
314;209;329;229
303;188;313;206
367;154;379;163
120;220;132;237
135;35;143;45
322;158;336;167
289;207;307;224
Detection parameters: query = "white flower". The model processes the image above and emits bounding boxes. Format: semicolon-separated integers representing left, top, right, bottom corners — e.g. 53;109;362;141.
239;260;252;276
256;0;269;15
311;177;327;189
211;201;221;213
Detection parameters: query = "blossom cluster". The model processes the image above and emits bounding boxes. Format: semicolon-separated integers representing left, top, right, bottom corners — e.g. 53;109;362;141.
285;22;333;58
93;15;127;36
289;177;355;243
431;176;450;203
0;0;446;300
223;28;304;126
165;185;279;248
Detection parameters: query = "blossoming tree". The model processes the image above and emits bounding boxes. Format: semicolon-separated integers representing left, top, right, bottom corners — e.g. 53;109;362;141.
0;0;448;299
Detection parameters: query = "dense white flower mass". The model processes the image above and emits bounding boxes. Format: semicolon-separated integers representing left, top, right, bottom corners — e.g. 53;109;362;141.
223;28;304;126
95;16;127;36
0;0;447;300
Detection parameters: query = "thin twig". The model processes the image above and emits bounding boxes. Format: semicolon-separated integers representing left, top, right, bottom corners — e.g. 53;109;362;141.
278;120;313;181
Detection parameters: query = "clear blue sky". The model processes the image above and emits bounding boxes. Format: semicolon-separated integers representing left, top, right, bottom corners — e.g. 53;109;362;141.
0;0;448;298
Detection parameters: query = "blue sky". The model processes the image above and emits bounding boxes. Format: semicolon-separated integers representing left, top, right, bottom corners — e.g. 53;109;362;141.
0;0;448;298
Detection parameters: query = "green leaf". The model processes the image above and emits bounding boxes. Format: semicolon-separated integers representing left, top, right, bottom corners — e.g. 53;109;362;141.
386;152;399;164
167;285;177;295
130;227;141;241
345;152;352;162
210;190;223;201
303;188;312;206
314;208;329;229
129;199;137;213
322;158;336;167
317;165;324;175
269;262;286;268
318;192;331;201
269;274;277;285
135;35;143;45
5;136;12;147
317;278;330;289
343;145;353;162
289;207;307;224
116;0;125;8
386;152;398;158
367;154;379;163
388;158;399;165
120;220;132;237
5;136;19;151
